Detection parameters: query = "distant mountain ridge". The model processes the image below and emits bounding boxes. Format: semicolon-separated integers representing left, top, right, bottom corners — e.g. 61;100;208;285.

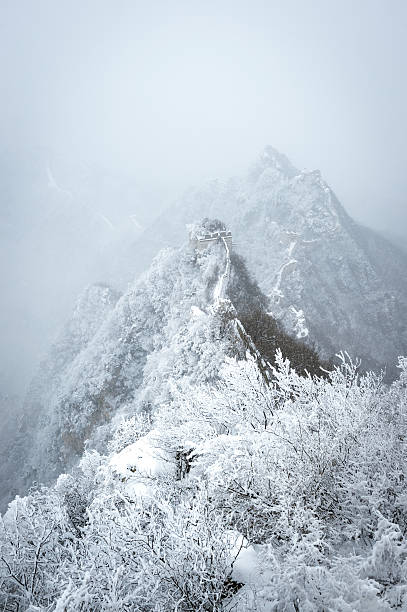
112;146;407;374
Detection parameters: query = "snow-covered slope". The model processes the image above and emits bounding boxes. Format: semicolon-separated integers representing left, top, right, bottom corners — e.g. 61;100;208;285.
1;284;120;507
13;235;260;500
118;146;407;374
2;314;407;610
2;220;407;610
10;220;324;510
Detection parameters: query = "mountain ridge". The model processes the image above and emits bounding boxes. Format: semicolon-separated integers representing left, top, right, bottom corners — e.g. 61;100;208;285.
107;147;407;375
2;225;325;511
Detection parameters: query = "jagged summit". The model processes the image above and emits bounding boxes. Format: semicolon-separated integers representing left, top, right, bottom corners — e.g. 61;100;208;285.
108;147;407;375
249;145;299;181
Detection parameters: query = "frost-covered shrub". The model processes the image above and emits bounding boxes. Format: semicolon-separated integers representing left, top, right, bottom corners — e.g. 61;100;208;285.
107;412;153;454
49;485;238;611
366;520;406;584
0;489;72;610
1;344;407;610
152;350;407;608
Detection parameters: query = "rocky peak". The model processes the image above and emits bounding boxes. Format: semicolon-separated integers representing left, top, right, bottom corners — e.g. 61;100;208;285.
249;145;299;183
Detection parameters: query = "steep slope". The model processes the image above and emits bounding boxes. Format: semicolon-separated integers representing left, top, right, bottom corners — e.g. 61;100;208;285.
2;222;406;610
116;146;407;373
0;392;21;512
0;284;120;509
14;237;247;496
9;226;323;508
1;295;406;610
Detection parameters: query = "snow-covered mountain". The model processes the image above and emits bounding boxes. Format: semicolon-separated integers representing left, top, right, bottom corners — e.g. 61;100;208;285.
1;224;407;610
2;149;407;610
8;236;249;498
115;146;407;375
0;284;121;508
5;224;322;508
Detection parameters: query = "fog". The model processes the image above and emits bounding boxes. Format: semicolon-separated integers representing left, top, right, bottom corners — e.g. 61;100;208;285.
1;0;407;397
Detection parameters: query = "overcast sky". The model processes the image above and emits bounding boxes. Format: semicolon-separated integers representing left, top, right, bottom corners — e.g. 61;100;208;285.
1;0;406;238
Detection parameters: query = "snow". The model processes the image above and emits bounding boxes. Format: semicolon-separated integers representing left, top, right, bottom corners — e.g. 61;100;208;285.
46;163;73;198
3;146;407;611
81;144;407;374
232;544;259;584
223;531;261;585
287;240;296;258
289;305;309;338
124;480;152;499
213;236;231;304
325;189;341;234
109;430;177;500
100;214;115;230
129;214;144;231
272;240;297;299
3;272;407;611
109;430;176;479
191;305;205;318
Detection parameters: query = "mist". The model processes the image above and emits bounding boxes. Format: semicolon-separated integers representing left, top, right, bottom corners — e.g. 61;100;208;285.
1;0;407;399
2;2;407;603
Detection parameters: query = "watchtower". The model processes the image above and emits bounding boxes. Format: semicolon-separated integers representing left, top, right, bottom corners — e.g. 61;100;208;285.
190;229;232;252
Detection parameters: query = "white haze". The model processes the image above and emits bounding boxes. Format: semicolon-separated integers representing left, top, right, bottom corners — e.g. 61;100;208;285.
0;0;407;396
2;0;407;230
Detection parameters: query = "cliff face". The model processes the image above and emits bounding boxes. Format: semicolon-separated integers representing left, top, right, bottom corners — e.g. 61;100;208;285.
117;146;407;372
